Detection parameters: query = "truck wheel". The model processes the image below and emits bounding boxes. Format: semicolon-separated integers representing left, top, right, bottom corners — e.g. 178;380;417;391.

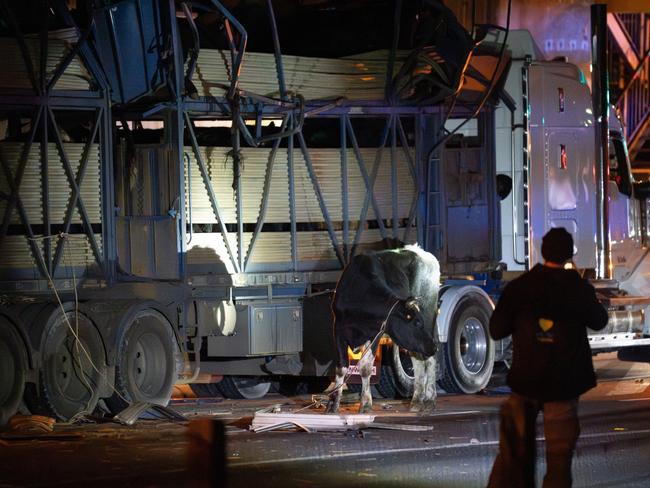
390;344;415;398
217;376;271;399
105;309;176;414
190;383;223;398
439;294;495;394
26;308;105;421
0;315;28;426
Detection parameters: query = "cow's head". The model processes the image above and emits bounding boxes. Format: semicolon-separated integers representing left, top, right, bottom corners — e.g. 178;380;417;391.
386;297;437;357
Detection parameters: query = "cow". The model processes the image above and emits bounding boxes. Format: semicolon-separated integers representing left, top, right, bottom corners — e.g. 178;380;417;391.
326;244;440;414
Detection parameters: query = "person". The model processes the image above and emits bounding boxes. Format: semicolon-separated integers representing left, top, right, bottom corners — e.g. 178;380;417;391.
487;227;608;488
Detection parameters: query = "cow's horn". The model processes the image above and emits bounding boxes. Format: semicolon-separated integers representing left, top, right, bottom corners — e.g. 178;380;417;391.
405;298;420;313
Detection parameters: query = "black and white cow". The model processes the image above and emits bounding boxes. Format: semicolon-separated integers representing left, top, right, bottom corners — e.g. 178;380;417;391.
326;244;440;414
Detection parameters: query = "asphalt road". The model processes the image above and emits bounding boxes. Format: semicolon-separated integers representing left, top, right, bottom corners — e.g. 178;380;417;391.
1;353;650;487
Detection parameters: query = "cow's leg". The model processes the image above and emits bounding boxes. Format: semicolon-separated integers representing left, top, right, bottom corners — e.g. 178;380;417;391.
410;355;426;412
421;355;437;412
325;364;347;414
326;338;350;414
409;354;437;413
358;340;376;414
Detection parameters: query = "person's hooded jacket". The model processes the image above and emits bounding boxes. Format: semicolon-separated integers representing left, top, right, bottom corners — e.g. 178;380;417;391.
490;264;608;401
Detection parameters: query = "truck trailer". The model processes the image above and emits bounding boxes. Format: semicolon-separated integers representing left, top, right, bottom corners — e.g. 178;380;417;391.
1;0;649;425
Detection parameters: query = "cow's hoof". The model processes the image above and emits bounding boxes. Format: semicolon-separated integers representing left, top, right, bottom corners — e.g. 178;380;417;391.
409;402;424;413
325;402;339;414
359;404;373;414
410;400;436;414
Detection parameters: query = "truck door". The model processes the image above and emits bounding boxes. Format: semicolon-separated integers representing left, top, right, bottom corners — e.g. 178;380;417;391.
114;144;181;279
526;62;597;269
440;115;499;274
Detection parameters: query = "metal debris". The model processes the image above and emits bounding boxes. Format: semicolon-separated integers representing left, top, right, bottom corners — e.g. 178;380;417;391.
113;402;187;426
251;411;435;433
251;412;376;433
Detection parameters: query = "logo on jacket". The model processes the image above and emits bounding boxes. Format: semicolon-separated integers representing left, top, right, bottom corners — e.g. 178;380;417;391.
537;317;557;343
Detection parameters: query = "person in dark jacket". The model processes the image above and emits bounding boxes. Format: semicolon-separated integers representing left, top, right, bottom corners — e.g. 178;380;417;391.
487;227;608;488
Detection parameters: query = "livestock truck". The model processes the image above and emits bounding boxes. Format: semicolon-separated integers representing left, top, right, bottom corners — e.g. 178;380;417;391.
1;1;648;424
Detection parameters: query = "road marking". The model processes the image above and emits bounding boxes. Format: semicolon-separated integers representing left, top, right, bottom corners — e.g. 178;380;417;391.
230;427;650;467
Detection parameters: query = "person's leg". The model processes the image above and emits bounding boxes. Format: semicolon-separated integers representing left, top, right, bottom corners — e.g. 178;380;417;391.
542;398;580;488
488;392;539;488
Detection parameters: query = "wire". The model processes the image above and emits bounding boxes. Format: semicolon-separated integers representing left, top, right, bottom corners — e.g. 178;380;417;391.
64;236;95;420
36;234;131;410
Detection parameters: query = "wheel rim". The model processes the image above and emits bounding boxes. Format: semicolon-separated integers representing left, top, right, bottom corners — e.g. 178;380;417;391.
232;377;271;399
458;316;488;374
0;338;16;405
41;311;103;419
128;328;167;398
53;336;95;403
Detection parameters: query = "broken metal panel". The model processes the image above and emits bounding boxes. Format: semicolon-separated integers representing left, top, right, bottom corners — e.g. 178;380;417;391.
91;0;167;104
192;49;407;101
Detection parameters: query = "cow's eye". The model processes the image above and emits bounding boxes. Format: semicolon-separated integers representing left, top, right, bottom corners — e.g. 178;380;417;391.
406;314;412;320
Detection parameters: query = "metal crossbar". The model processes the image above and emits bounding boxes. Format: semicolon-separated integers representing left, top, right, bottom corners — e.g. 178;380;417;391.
51;108;103;274
184;113;241;274
352;115;392;250
243;116;288;272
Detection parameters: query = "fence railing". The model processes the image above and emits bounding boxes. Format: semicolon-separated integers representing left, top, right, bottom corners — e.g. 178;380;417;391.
616;50;650;156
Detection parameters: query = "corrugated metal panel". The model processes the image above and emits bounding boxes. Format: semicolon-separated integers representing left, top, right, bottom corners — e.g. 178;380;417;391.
185;146;290;224
186;232;241;274
0;234;102;269
193;49;406;101
184;144;417;269
185;146;415;225
0;38;91;91
0;143;102;225
245;232;291;264
185;226;418;269
295;148;416;223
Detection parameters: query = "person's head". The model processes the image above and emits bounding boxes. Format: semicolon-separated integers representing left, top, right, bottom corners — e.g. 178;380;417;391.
541;227;574;265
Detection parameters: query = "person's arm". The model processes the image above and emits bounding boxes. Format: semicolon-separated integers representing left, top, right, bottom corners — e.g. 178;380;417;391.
580;280;608;331
489;282;517;340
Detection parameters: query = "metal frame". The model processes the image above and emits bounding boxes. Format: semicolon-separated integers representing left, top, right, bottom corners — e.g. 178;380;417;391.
0;0;486;291
609;12;650;164
0;1;115;289
167;0;433;279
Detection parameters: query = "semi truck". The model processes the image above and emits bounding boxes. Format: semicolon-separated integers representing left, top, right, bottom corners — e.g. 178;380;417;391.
1;0;649;424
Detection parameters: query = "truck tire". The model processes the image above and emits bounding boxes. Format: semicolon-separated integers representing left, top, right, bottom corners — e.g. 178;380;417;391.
25;307;105;421
439;294;494;394
278;377;331;396
0;315;28;426
190;383;223;398
217;376;271;399
105;309;177;414
390;344;415;398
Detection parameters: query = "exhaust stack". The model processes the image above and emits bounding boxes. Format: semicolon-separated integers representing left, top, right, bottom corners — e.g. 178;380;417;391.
591;4;611;280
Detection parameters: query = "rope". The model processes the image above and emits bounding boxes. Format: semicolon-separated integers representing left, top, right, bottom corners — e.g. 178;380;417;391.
296;299;402;412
